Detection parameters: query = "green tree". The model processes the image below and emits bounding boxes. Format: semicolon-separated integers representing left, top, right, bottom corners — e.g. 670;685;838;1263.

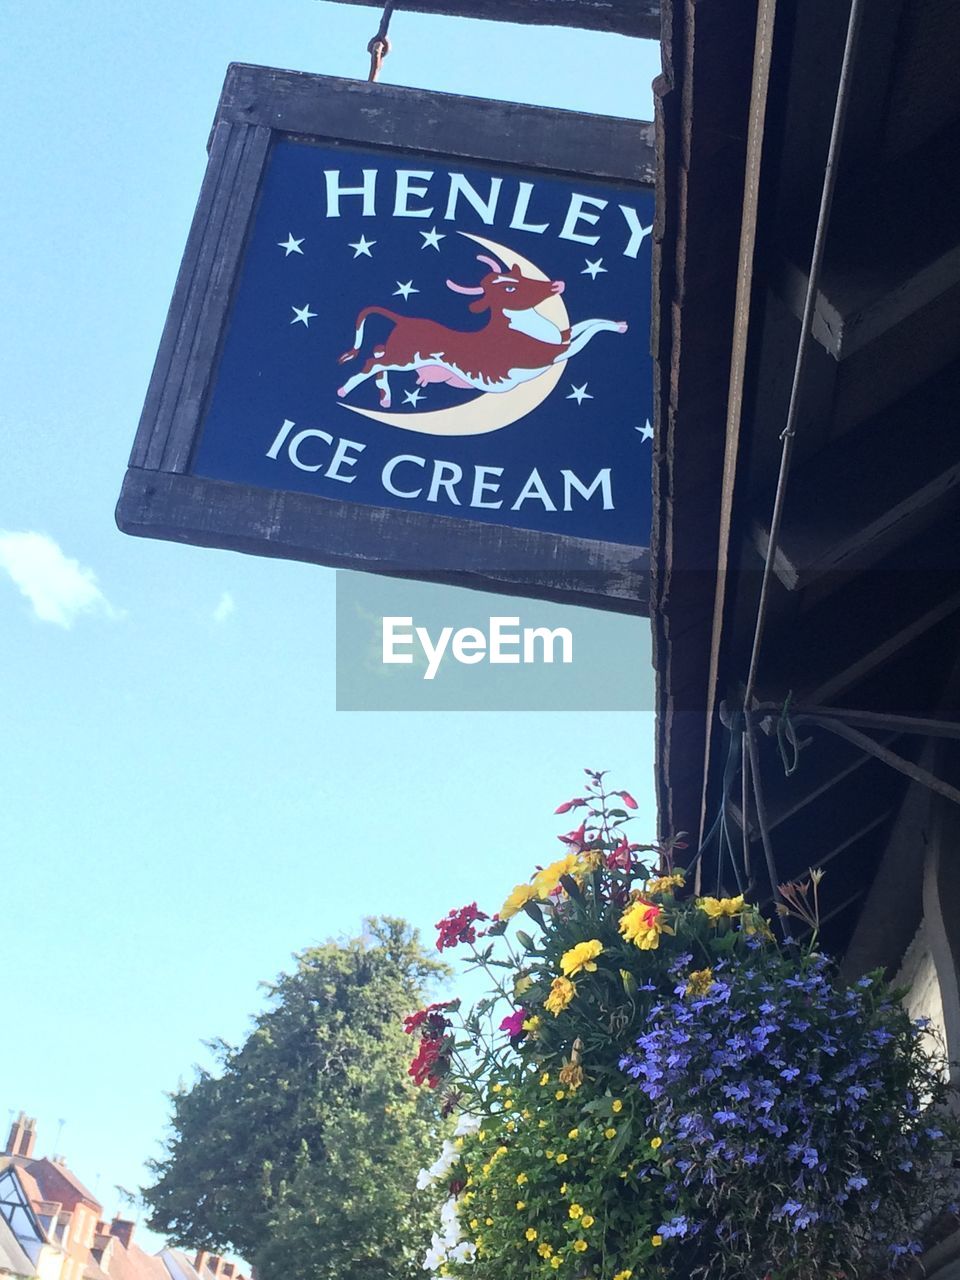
143;918;449;1280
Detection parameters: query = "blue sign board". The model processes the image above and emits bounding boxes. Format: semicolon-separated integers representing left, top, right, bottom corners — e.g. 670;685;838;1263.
118;66;656;611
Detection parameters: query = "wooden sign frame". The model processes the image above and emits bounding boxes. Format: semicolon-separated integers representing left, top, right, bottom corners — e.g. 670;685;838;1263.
116;64;656;613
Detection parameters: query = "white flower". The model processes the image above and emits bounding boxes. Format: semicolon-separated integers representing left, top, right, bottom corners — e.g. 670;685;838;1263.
420;1139;459;1187
454;1113;481;1138
423;1235;447;1271
449;1242;476;1264
439;1196;462;1244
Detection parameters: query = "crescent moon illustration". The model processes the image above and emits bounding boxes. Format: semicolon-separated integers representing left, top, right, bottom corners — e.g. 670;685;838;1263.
337;232;569;436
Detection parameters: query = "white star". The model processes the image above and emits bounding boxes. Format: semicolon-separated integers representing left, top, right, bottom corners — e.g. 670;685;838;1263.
636;419;654;441
420;226;446;251
582;257;607;280
278;233;304;256
290;303;316;326
393;280;420;301
402;388;425;407
348;235;376;258
567;383;593;405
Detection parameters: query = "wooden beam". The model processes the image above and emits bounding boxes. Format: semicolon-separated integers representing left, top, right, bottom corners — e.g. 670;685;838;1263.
751;755;898;904
729;728;899;835
325;0;660;38
752;361;960;591
755;528;960;706
772;117;960;362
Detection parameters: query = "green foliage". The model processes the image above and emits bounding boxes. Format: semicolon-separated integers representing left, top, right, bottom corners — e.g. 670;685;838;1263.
409;773;960;1280
143;918;450;1280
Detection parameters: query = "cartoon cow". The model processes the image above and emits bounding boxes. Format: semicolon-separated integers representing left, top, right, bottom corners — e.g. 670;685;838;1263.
337;253;628;408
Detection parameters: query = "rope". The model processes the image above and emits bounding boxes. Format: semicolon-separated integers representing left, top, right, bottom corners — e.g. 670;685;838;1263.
745;708;793;943
367;0;398;81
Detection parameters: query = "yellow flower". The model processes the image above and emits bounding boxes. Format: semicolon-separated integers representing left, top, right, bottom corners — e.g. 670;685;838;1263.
651;1235;663;1248
556;1153;568;1164
645;872;685;896
538;1243;553;1259
567;1127;580;1140
526;1228;538;1242
560;939;604;977
516;1200;526;1210
572;1240;588;1253
545;976;577;1016
698;894;745;920
604;1128;617;1140
685;967;714;997
650;1136;663;1150
517;1173;528;1186
555;1089;566;1101
546;1150;555;1159
539;1120;548;1129
568;1205;583;1220
469;1218;479;1230
559;1183;569;1196
485;1217;494;1226
514;974;534;997
491;1082;502;1093
550;1256;562;1269
577;849;603;874
581;1215;595;1229
500;883;540;920
611;1099;623;1113
540;1072;550;1086
496;1145;508;1156
619;897;674;950
613;1270;633;1280
523;1015;542;1035
532;854;580;897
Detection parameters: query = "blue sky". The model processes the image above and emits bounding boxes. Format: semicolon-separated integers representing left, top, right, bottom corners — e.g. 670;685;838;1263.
0;0;660;1258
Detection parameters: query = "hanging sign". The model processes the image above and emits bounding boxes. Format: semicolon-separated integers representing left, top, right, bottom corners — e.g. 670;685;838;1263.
117;64;656;611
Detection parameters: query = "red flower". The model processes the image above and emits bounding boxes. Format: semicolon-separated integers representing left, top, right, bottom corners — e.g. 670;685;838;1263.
606;835;632;871
615;790;638;810
435;903;489;952
406;1002;455;1088
499;1008;528;1038
558;820;588;850
554;797;587;814
403;1001;456;1036
639;900;662;927
409;1036;451;1088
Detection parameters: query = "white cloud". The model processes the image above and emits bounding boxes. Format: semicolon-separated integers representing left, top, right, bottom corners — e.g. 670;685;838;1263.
0;530;118;628
212;590;236;623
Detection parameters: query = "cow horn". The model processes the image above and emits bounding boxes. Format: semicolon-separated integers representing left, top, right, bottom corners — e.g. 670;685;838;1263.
476;254;503;273
446;279;485;295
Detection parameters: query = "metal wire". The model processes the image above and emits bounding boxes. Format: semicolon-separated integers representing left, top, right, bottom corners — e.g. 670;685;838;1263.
741;0;868;716
733;0;867;926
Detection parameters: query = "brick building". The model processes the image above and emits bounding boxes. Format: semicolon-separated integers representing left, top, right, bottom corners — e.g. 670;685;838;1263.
0;1117;248;1280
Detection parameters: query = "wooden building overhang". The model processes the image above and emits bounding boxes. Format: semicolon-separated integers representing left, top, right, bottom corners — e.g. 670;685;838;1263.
653;0;960;976
329;0;660;40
